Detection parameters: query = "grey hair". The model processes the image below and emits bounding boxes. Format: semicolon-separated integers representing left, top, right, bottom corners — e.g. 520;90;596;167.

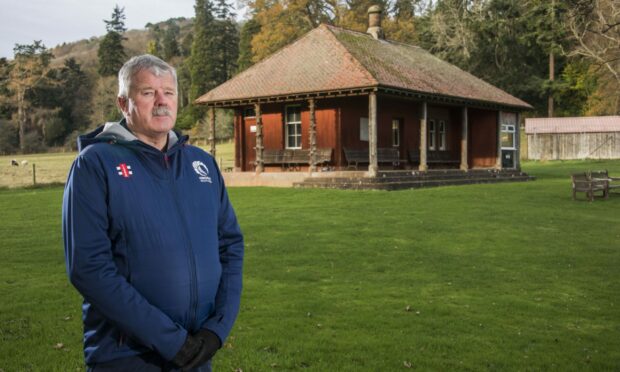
117;54;178;98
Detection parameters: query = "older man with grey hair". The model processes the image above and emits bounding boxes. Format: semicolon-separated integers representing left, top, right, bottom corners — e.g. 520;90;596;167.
62;54;244;371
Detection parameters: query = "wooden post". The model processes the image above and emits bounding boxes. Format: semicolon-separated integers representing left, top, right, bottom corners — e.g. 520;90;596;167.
309;98;317;173
234;109;241;170
32;163;36;186
515;112;521;170
254;103;264;173
496;111;502;169
209;107;216;158
419;101;428;171
460;107;469;171
368;91;378;177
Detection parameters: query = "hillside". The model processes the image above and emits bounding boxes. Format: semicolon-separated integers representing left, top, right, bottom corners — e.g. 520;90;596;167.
50;18;193;70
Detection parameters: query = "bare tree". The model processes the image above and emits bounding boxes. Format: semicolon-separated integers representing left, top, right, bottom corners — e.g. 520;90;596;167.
565;0;620;84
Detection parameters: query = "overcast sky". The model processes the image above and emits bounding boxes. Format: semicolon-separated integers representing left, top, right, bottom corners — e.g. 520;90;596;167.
0;0;245;59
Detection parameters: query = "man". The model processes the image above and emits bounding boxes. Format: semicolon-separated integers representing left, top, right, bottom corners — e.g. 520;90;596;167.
62;54;244;371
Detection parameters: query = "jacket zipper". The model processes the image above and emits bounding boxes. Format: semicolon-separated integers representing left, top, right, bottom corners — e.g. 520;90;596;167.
166;152;198;330
164;154;170;169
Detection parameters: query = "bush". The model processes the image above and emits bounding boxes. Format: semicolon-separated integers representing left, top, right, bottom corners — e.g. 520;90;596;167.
22;131;46;154
64;130;80;151
0;119;18;154
44;116;68;147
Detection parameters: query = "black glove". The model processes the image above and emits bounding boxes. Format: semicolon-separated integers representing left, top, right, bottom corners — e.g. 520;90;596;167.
171;334;202;368
181;329;221;371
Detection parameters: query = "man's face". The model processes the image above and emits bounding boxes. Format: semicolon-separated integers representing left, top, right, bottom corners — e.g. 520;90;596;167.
118;69;178;140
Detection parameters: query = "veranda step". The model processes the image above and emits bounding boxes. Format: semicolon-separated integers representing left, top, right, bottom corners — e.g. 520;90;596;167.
293;174;533;190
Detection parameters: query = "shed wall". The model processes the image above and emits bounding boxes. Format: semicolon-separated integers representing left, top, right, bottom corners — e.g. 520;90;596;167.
527;132;620;160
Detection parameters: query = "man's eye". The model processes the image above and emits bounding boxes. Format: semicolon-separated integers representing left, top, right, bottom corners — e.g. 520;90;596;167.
165;91;176;96
143;91;154;96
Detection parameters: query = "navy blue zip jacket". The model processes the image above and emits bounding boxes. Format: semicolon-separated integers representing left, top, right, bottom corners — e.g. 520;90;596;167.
62;120;244;365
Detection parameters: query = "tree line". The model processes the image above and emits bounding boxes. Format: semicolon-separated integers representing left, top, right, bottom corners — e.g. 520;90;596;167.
0;0;618;155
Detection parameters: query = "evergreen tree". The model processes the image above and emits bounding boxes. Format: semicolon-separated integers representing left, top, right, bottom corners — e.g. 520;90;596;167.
189;0;215;101
186;0;216;128
392;0;416;19
36;58;93;145
105;5;128;33
525;0;569;116
180;32;194;57
146;23;163;58
237;19;261;72
0;57;15;120
98;5;127;77
212;0;239;82
0;58;18;153
382;0;419;44
162;21;181;61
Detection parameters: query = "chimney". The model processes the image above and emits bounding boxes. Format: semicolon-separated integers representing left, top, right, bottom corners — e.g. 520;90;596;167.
367;5;385;40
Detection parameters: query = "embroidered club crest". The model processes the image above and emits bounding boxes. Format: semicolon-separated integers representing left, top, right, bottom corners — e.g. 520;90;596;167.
192;161;212;183
116;163;133;178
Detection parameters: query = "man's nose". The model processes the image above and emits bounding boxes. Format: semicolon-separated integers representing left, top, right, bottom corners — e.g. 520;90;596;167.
154;90;167;104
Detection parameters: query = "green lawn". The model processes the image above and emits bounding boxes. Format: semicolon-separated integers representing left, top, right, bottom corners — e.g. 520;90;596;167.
1;160;619;371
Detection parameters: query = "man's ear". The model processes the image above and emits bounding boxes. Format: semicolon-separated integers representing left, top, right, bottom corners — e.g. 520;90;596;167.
117;96;129;116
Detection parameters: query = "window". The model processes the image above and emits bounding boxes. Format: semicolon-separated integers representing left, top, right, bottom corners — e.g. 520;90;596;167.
500;112;517;169
392;119;400;147
500;112;517;150
286;106;302;149
360;117;369;142
438;120;446;150
428;120;436;150
501;124;515;149
243;107;255;118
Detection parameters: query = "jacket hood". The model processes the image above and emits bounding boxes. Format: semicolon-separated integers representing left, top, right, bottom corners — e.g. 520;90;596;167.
77;119;180;152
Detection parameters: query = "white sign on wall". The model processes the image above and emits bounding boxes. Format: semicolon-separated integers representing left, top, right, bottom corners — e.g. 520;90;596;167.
360;118;369;141
250;125;257;133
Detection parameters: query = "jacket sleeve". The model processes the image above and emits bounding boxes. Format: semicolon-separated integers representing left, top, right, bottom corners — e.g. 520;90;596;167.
203;162;244;345
62;152;187;361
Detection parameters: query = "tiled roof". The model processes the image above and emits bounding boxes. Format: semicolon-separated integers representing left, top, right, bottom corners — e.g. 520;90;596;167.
196;24;531;109
195;25;376;105
525;116;620;134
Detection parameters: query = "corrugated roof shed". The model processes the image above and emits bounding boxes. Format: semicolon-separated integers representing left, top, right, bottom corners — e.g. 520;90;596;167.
525;116;620;134
196;24;531;110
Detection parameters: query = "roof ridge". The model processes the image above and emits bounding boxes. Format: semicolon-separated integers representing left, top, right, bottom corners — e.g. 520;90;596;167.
320;24;379;86
322;23;425;50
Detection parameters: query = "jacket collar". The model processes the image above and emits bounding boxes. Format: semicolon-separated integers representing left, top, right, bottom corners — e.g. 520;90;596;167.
78;118;183;152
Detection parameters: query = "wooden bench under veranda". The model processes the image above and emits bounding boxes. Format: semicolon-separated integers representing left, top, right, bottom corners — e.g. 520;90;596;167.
408;149;460;166
343;147;400;170
262;148;332;170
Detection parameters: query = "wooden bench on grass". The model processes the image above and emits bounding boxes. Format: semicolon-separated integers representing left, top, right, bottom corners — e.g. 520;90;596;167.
590;170;620;193
262;148;332;170
571;172;608;202
343;147;400;170
408;149;460;166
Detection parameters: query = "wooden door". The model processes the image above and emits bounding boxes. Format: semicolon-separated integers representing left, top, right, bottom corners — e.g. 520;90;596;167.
243;119;256;171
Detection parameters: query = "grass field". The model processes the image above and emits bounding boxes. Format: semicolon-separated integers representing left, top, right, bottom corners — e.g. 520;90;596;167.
1;159;619;371
0;141;235;189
